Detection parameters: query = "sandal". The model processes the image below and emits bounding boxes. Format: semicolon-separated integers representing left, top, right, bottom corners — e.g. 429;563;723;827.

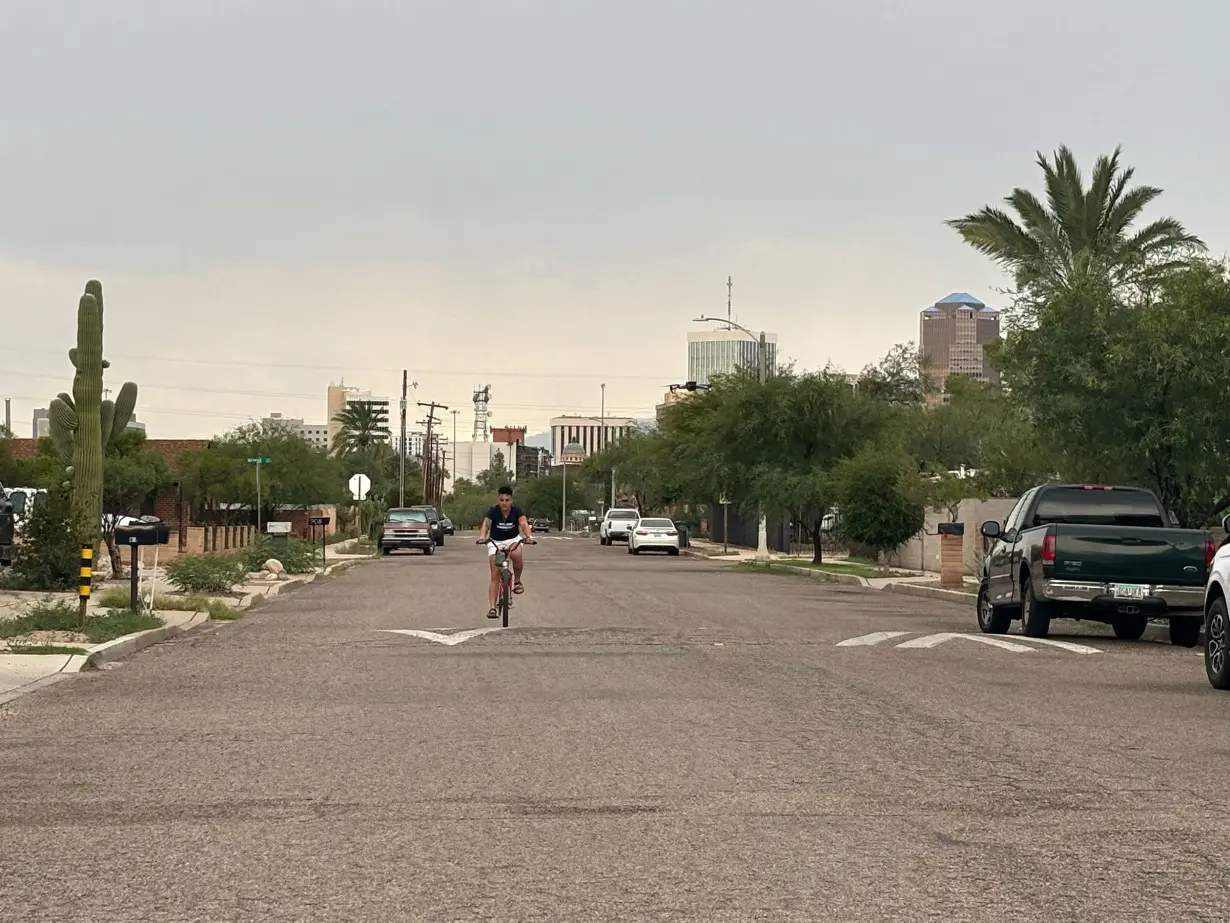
487;607;498;619
513;581;525;595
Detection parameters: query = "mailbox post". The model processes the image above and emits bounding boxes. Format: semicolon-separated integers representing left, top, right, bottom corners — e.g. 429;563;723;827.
309;516;330;567
266;521;292;554
114;517;170;611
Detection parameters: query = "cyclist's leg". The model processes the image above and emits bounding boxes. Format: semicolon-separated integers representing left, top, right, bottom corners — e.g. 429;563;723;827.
509;543;525;592
486;546;501;614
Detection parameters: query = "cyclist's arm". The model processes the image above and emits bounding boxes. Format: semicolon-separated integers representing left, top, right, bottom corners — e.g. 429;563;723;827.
518;515;532;540
478;517;491;541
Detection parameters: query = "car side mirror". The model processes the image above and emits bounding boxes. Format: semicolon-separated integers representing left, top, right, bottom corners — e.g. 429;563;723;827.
980;520;1001;539
1221;513;1230;535
429;520;438;527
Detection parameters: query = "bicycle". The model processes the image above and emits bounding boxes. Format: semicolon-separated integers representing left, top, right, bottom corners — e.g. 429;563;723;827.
478;535;535;627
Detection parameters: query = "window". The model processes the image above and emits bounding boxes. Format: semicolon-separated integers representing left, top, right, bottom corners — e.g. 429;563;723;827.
639;519;674;528
1031;487;1164;528
608;510;638;520
387;509;428;522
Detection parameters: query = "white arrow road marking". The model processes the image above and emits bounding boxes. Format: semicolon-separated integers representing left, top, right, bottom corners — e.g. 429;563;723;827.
1014;637;1103;654
379;627;504;646
836;631;913;647
896;632;1036;652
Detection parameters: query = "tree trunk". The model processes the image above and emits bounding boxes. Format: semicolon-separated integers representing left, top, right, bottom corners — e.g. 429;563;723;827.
810;525;823;564
105;529;124;578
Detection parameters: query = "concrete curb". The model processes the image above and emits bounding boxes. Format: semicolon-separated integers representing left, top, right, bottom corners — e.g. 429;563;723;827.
83;611;210;668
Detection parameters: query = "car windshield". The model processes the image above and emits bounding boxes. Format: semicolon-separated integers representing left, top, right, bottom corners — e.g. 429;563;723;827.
609;511;637;520
7;493;25;513
640;519;673;528
387;510;428;523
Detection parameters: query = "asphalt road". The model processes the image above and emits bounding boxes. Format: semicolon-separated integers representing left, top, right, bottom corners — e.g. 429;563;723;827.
1;533;1226;922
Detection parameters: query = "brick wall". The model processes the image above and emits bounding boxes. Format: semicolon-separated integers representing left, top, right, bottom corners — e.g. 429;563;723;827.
7;437;209;463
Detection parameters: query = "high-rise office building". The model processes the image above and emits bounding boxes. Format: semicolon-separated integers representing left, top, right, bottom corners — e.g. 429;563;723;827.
686;329;778;387
919;292;1000;399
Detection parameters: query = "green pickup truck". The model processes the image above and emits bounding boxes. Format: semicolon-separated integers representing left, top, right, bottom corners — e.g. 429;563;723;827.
977;484;1214;646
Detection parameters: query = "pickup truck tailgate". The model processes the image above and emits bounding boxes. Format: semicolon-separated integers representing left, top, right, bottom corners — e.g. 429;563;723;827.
1051;525;1208;586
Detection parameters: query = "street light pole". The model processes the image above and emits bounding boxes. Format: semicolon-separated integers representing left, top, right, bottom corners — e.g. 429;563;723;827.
600;383;607;515
694;314;771;561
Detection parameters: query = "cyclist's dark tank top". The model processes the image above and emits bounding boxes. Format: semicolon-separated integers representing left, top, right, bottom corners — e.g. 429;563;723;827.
486;505;525;538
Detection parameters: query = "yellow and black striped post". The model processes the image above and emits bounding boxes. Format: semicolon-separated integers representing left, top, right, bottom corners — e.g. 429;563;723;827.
79;545;93;601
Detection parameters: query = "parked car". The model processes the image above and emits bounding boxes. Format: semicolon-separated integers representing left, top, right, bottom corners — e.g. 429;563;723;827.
377;508;436;555
600;508;640;545
1202;513;1230;690
408;504;445;546
978;483;1212;646
439;514;455;536
627;517;681;555
532;518;552;533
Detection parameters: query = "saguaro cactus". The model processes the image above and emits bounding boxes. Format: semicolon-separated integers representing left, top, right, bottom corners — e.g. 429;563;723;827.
47;280;138;563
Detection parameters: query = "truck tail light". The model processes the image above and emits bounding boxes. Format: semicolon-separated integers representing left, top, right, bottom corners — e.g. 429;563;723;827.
1207;539;1216;569
1041;533;1056;566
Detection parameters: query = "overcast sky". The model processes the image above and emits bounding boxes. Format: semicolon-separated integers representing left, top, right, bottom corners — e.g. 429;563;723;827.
2;0;1226;441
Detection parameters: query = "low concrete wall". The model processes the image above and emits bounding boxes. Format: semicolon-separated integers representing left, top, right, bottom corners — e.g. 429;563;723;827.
885;496;1019;576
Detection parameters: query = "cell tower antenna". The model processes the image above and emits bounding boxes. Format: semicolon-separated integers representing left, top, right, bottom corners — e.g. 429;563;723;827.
471;384;492;441
727;275;732;329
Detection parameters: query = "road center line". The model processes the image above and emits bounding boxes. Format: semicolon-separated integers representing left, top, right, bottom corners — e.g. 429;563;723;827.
896;632;1036;652
379;628;505;646
836;631;913;646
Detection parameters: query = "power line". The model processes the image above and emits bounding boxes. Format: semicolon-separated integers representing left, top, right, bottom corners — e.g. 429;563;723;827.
0;372;657;416
0;344;667;383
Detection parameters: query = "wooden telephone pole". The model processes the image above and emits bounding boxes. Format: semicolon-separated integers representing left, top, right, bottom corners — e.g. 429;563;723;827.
417;401;447;503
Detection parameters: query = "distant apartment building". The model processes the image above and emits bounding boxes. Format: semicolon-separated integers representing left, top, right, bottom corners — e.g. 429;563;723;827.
687;329;778;387
33;407;145;438
325;384;392;451
263;413;329;451
550;415;634;461
919;292;1000;400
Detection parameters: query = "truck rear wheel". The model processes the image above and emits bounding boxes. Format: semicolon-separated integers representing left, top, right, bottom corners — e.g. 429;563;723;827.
1020;577;1052;638
1112;614;1148;640
1169;616;1201;648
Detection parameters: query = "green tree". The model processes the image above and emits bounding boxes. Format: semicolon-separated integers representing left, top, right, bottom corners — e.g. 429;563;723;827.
476;451;510;491
947;145;1203;299
102;430;172;576
517;472;596;525
217;421;345;524
583;429;672;514
832;449;926;561
331;401;391;455
856;342;931;405
994;259;1230;525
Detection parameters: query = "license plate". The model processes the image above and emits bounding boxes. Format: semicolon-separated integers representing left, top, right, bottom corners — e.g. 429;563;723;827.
1112;583;1148;599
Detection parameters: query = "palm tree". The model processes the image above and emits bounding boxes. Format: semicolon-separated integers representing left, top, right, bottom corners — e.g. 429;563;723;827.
947;145;1204;295
332;401;391;455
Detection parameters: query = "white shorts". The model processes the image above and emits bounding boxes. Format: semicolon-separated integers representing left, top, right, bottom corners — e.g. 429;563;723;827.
487;537;522;557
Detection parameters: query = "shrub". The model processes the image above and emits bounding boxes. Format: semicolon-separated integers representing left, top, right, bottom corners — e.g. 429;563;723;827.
164;552;247;594
2;486;79;591
831;449;926;560
238;536;319;574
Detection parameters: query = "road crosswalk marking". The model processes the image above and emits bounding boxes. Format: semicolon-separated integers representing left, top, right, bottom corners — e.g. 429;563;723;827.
379;627;504;646
837;631;1102;654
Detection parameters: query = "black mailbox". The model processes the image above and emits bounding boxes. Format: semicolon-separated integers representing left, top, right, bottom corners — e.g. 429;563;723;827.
115;516;170;546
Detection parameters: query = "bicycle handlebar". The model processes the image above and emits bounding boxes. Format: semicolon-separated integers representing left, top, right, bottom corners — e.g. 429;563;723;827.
476;535;536;545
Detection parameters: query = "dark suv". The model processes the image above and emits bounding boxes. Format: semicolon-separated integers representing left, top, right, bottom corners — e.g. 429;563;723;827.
409;505;445;546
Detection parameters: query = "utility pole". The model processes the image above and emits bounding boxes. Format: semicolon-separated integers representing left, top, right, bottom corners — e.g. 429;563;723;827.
599;384;606;516
3;397;10;438
417;401;447;503
399;371;408;507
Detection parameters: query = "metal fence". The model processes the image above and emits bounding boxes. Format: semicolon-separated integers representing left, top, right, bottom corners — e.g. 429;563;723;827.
707;501;792;553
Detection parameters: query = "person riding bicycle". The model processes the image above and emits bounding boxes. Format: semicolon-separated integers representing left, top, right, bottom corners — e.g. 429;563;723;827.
475;484;535;619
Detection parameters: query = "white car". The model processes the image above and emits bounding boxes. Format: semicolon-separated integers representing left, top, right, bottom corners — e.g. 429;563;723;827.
600;508;640;545
1204;515;1230;690
627;517;681;555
